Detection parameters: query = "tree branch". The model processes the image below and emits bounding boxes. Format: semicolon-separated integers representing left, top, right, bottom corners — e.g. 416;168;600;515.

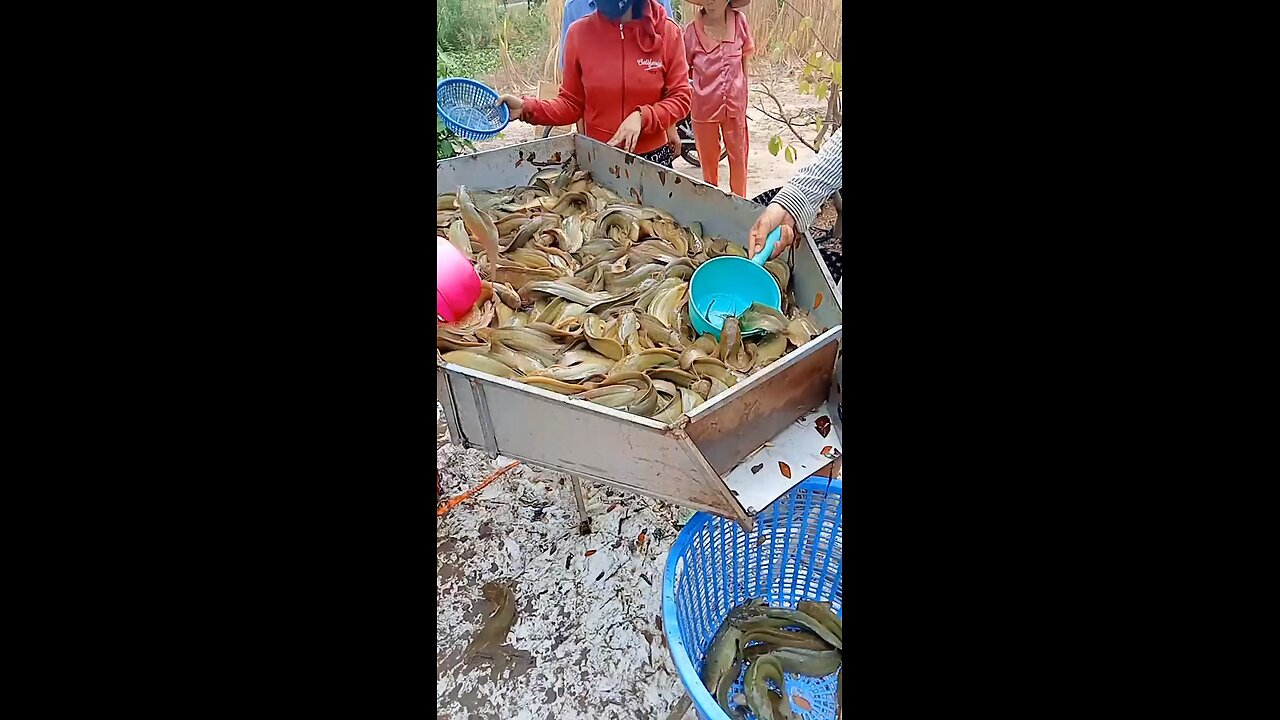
750;83;817;152
814;87;841;145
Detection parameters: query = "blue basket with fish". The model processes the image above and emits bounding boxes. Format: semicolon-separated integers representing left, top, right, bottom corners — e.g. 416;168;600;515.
663;478;843;720
437;77;510;142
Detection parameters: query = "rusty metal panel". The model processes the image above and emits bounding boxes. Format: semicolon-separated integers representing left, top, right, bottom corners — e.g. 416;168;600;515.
435;135;577;190
722;401;843;517
437;363;746;521
683;328;842;475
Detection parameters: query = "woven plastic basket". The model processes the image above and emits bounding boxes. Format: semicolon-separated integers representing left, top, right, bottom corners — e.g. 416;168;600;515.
663;478;843;720
437;78;509;142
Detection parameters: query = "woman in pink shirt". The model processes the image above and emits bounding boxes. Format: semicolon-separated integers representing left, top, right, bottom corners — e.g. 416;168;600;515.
684;0;754;197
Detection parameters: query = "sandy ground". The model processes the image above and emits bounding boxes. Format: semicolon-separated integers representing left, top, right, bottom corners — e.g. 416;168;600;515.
437;407;699;720
472;66;829;201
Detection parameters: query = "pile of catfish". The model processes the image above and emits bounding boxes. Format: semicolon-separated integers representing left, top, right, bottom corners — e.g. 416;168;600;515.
436;158;820;423
702;599;842;720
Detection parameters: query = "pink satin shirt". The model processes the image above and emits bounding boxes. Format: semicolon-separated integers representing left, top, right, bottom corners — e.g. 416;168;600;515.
683;9;755;123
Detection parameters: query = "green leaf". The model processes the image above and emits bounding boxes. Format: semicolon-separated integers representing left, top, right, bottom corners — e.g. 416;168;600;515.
768;135;782;156
815;117;824;135
785;145;797;163
832;61;843;87
798;79;810;95
437;116;447;132
800;16;813;32
815;82;828;101
440;141;454;158
788;29;799;45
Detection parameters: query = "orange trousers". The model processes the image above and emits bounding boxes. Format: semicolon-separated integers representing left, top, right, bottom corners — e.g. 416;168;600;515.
691;116;749;198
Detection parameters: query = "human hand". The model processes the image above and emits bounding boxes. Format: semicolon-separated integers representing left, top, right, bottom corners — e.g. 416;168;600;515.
748;203;798;260
666;126;682;155
497;94;524;121
607;111;644;153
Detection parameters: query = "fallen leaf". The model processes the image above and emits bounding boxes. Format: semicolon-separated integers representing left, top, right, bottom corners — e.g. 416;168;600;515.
751;463;764;475
585;549;597;557
595;570;605;581
607;503;618;513
821;446;833;456
793;693;812;712
822;446;842;460
814;292;823;309
564;555;571;570
815;415;832;438
779;462;792;479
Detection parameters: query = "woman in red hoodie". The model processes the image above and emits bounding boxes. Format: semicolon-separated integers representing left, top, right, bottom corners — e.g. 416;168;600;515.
498;0;692;168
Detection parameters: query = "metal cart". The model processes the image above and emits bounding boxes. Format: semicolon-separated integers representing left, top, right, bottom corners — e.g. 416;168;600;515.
437;135;843;530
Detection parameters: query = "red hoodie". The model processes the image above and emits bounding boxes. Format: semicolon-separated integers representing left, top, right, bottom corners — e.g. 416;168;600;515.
521;0;691;155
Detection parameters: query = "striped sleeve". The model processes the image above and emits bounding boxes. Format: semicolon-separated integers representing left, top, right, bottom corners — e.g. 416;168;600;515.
770;128;842;231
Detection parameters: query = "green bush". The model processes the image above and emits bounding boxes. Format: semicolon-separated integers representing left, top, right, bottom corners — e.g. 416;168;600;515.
437;0;503;51
437;0;548;70
506;5;550;56
437;115;476;160
437;43;460;79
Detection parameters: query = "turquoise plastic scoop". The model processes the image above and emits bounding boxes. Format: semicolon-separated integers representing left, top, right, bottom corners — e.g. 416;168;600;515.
689;226;783;339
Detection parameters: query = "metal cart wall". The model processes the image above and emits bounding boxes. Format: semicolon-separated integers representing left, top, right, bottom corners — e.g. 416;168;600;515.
437;135;843;530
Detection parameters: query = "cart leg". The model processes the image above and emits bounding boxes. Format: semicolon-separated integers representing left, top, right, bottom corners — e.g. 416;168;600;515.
571;476;591;535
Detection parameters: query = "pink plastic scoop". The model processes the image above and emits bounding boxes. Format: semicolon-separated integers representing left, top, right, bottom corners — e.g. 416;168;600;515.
437;236;482;323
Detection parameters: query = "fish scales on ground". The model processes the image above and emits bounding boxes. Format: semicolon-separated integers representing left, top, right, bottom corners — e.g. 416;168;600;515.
437;159;823;421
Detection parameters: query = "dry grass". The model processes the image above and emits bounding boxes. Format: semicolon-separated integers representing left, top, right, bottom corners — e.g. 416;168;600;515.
541;0;567;84
533;0;842;87
676;0;842;64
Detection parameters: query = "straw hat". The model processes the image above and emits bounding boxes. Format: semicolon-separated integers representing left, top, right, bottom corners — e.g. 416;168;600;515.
688;0;752;8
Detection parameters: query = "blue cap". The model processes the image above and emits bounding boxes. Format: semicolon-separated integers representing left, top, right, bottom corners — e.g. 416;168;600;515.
596;0;635;20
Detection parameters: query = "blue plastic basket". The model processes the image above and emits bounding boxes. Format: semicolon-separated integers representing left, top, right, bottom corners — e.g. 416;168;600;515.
437;77;510;142
663;478;843;720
